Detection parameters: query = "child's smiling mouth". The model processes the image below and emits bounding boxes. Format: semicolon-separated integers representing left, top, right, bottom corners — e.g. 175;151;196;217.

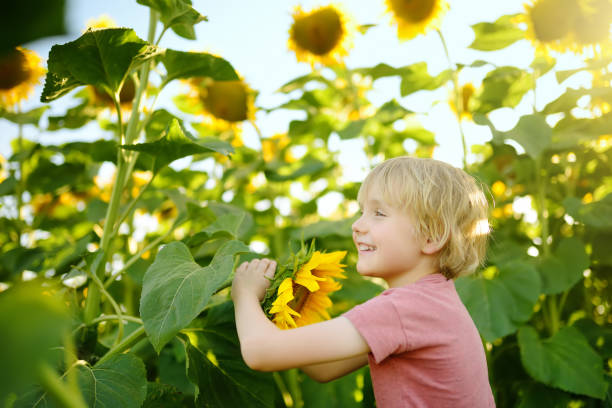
357;243;376;252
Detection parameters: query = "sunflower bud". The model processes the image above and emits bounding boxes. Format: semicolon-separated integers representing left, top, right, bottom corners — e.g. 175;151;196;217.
200;80;250;122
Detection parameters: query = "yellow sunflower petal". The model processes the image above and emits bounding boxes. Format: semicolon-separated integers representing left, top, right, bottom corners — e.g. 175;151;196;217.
0;47;45;109
385;0;449;41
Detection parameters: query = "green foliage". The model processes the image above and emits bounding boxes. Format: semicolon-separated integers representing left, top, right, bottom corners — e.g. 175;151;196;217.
518;326;607;398
2;1;611;406
140;240;249;352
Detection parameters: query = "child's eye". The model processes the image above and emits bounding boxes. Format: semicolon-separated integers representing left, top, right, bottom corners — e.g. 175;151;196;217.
375;210;386;217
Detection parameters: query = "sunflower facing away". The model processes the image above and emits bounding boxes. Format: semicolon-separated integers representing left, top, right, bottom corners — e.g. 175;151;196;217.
262;242;347;330
385;0;449;41
521;0;612;55
0;47;45;109
288;4;356;67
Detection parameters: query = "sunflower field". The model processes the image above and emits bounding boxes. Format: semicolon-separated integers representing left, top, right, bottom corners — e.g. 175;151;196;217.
1;0;611;406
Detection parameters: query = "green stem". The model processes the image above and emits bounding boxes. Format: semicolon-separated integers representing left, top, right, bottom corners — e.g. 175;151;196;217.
95;325;147;366
83;11;158;323
273;372;294;407
104;225;174;288
436;29;468;169
15;109;24;246
284;369;303;408
36;363;87;408
547;295;559;335
91;314;143;325
84;264;125;346
108;175;154;244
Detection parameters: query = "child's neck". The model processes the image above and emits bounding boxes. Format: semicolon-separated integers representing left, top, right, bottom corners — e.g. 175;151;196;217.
386;259;440;288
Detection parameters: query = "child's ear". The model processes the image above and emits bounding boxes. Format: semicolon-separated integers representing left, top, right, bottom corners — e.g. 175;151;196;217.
422;238;443;255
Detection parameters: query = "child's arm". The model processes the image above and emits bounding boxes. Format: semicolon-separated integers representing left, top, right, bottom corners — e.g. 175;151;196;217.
231;258;370;376
299;354;369;382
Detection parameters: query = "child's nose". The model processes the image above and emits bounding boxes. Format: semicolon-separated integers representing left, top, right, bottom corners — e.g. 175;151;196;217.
352;216;365;234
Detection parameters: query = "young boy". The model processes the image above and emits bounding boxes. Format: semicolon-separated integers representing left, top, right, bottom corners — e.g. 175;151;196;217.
231;156;495;407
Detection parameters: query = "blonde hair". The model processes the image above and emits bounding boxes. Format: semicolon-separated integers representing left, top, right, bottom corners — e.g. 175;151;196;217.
357;156;490;279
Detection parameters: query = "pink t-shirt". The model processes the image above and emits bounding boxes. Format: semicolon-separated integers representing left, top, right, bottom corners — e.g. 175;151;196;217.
344;273;495;408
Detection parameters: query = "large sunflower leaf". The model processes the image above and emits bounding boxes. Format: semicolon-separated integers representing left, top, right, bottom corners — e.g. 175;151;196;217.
121;118;233;173
302;367;369;408
518;326;607;399
474;66;532;114
76;354;147;407
140;240;249;353
42;28;161;102
469;14;524;51
137;0;207;40
0;106;48;126
1;0;65;53
185;336;276;408
0;283;71;401
564;194;612;231
159;49;238;86
503;114;552;160
455;260;540;341
399;63;452;96
264;156;329;182
537;237;589;295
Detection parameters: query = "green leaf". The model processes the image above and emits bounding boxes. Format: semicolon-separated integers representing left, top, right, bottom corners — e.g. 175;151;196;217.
185;338;276;407
265;156;328;182
475;66;532;114
290;216;357;240
47;101;98;130
0;282;71;401
25;159;87;194
354;63;404;80
159;49;238;86
77;354;147;407
203;212;250;239
518;326;607;399
399;63;452;96
137;0;207;40
0;106;48;126
41;28;161;102
302;367;369;408
0;0;66;53
0;176;17;196
517;383;572;408
469;14;524;51
455;261;540;341
373;99;412;124
277;72;332;93
338;119;367;140
504;114;552;160
538;237;589;295
121;118;231;173
140;240;249;352
564;194;612;231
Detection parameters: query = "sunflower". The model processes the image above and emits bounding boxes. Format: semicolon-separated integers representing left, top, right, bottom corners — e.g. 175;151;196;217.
0;47;45;109
263;245;347;330
520;0;582;53
288;5;356;67
385;0;449;41
571;0;612;52
449;82;476;121
181;76;255;146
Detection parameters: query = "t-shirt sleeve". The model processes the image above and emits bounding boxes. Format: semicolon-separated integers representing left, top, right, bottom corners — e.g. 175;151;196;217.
343;294;407;364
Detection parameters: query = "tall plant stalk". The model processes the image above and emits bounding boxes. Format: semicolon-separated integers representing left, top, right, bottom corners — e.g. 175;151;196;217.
436;29;468;169
83;9;159;324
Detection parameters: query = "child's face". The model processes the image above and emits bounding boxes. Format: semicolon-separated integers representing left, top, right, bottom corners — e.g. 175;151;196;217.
352;194;426;283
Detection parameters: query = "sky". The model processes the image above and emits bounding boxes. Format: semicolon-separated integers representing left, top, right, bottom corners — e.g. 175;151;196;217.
2;0;590;183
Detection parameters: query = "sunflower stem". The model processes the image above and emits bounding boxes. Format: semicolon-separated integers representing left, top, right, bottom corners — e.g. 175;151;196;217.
284;369;303;408
36;362;86;408
273;372;294;407
95;325;147;366
436;29;468;169
15;115;24;246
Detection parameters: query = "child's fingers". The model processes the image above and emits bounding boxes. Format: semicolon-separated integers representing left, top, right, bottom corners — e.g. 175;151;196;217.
263;260;277;279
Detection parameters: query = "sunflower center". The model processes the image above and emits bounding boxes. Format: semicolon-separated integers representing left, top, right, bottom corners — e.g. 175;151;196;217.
389;0;437;23
289;283;311;313
0;49;30;90
530;0;575;42
292;7;344;55
201;81;248;122
92;77;136;104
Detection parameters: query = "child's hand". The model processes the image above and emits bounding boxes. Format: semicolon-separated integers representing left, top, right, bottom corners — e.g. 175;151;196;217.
232;258;277;302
